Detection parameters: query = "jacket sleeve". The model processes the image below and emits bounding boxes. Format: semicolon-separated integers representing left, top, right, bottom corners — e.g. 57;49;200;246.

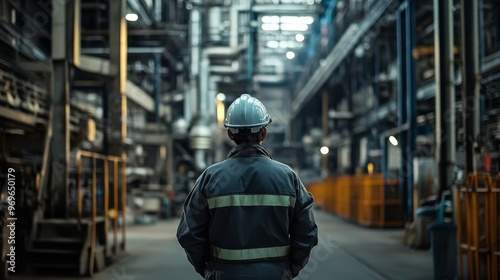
176;177;210;277
289;176;319;277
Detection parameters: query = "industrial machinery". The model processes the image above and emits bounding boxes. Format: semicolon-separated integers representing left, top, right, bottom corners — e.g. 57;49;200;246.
0;0;189;277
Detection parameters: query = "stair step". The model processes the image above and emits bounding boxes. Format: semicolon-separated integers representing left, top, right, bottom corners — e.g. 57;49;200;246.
29;262;79;269
38;217;105;224
35;238;82;243
32;238;83;250
28;248;81;265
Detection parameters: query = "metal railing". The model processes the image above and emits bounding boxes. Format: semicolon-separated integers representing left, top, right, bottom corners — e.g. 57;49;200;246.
456;173;499;280
74;150;127;258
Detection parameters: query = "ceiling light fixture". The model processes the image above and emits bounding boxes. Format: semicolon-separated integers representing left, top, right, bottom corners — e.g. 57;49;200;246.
389;136;398;146
262;23;280;31
216;93;226;101
262;15;280;24
267;41;279;48
280;23;308;31
125;13;138;22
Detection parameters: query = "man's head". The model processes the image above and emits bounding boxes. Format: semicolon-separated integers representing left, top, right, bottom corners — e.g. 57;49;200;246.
224;94;272;145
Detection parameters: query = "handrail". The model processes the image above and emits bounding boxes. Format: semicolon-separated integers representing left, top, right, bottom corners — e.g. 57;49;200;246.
75;150;127;257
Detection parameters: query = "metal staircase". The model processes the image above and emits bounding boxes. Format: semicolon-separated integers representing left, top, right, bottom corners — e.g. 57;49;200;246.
26;150;126;276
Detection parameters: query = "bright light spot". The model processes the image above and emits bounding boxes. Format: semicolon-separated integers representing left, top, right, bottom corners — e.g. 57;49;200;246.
300;16;314;24
286;51;295;59
267;41;279;48
125;13;138;22
280;16;314;24
217;100;225;125
279;41;288;48
280;16;297;24
320;146;329;155
216;93;226;101
367;162;374;175
295;34;305;42
262;15;280;24
389;136;398;146
280;23;308;31
262;23;280;31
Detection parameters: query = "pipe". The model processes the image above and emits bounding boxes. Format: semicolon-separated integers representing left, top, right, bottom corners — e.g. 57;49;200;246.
154;53;161;123
460;0;480;174
434;0;456;197
380;0;416;221
209;60;240;74
154;0;162;23
253;74;286;83
203;45;246;58
127;0;153;25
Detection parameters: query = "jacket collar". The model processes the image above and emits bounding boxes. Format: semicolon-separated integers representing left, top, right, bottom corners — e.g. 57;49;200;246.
227;143;272;159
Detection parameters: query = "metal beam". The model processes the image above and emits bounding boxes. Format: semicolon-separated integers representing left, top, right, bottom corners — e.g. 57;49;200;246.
434;0;456;196
127;0;153;25
461;0;480;174
17;61;52;73
107;0;128;158
50;0;70;218
79;55;112;76
0;106;43;126
82;28;186;36
125;80;154;112
81;47;166;54
291;0;394;118
154;53;161;122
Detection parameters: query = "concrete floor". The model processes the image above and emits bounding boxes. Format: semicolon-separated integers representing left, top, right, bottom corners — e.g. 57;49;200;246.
11;209;434;280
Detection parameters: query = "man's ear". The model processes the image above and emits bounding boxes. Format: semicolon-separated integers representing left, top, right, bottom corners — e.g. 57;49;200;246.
227;129;234;140
260;127;267;142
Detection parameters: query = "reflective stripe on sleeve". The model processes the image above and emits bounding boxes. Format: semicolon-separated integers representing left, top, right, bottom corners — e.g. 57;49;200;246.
207;194;295;209
210;245;290;261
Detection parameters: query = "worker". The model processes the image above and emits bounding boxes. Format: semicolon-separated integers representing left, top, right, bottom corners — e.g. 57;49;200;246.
177;94;318;279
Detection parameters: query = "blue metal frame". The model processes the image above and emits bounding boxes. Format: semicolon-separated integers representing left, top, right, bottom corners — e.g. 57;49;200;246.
382;0;416;222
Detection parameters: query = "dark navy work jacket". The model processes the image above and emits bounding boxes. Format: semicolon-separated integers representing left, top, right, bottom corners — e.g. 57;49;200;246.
177;144;318;279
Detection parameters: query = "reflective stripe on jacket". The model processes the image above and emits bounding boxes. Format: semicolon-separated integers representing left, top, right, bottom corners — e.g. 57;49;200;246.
177;143;318;279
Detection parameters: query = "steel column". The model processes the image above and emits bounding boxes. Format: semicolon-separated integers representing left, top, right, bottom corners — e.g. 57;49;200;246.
395;6;406;220
50;0;70;218
460;0;480;174
393;0;416;221
404;0;416;222
108;0;128;157
154;53;161;123
434;0;456;197
247;10;256;88
322;90;329;176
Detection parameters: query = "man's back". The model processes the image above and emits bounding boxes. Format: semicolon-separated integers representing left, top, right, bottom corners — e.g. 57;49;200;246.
177;144;318;279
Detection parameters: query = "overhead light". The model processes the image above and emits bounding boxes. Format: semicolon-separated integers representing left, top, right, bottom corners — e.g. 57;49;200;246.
300;16;314;24
125;13;138;22
389;136;398;146
280;16;314;25
262;23;280;31
262;15;280;24
267;41;279;48
286;51;295;59
295;34;305;42
279;41;288;48
280;23;308;31
320;146;329;155
216;93;226;101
